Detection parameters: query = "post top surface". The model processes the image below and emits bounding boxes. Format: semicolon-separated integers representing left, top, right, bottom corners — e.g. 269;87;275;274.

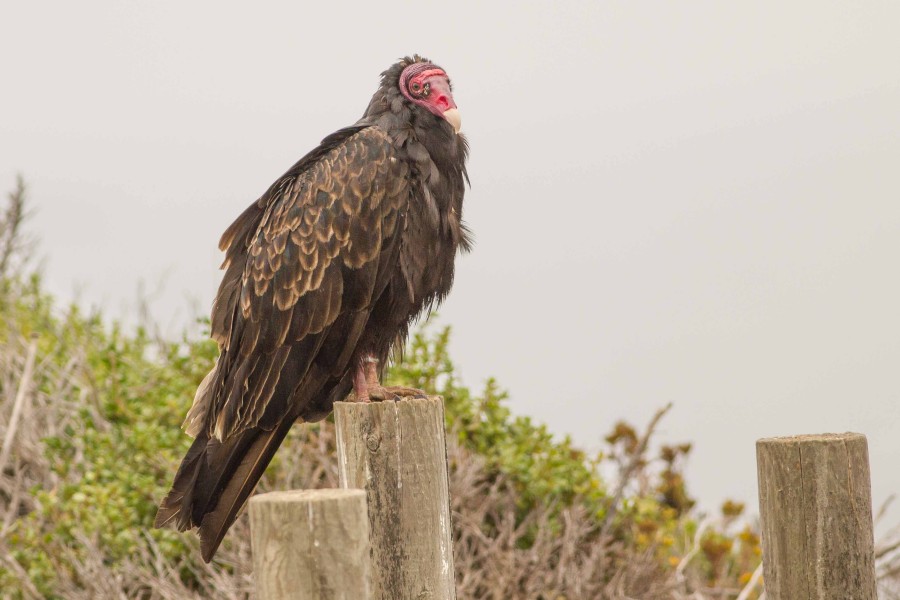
756;432;866;445
334;396;443;407
248;488;365;505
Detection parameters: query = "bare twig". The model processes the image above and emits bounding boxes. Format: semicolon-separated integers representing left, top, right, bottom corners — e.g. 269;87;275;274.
0;544;44;599
736;563;764;600
601;402;673;537
2;465;26;534
0;335;38;472
676;516;715;581
0;175;30;277
877;495;896;527
877;537;900;561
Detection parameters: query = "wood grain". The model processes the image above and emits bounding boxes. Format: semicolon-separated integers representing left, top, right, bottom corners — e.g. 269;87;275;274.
756;432;876;599
334;397;456;600
249;489;370;600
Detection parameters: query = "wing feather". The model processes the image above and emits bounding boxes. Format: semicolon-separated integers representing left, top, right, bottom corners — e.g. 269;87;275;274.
204;127;407;441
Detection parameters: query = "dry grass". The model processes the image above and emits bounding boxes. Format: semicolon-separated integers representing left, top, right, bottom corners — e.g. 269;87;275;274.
449;441;675;599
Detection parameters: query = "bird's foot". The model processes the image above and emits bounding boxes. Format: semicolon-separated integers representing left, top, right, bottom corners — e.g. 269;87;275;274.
366;385;429;402
351;356;428;403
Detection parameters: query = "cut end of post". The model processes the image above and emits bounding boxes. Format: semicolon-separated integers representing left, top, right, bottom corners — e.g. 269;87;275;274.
756;431;865;446
249;488;366;506
334;395;444;409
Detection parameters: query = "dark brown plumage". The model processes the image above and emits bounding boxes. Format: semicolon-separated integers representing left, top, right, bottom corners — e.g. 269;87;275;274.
154;55;470;562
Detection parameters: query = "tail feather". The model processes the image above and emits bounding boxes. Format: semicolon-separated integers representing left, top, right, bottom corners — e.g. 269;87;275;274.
154;433;208;530
154;418;295;562
190;429;259;527
198;419;294;562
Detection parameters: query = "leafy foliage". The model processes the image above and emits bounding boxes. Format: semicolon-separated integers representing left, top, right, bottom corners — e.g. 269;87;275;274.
0;273;220;596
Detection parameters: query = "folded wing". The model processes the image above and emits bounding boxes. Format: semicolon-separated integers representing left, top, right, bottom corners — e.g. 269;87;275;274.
155;126;409;561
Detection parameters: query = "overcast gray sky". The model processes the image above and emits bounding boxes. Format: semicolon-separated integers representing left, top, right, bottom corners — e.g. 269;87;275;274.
3;1;900;526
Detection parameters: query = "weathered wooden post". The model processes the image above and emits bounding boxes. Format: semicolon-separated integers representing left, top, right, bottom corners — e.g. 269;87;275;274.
756;432;877;599
249;489;371;600
334;397;456;600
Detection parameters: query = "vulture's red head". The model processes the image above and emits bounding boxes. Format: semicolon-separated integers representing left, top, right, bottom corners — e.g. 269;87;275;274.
399;62;461;133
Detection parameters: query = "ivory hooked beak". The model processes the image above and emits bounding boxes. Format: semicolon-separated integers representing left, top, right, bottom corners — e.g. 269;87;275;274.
442;108;462;134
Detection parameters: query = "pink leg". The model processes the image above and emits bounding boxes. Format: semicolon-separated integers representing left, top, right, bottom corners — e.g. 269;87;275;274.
365;358;379;387
353;361;371;403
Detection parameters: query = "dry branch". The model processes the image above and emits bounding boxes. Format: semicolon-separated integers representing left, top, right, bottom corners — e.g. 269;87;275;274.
601;402;672;537
0;335;37;473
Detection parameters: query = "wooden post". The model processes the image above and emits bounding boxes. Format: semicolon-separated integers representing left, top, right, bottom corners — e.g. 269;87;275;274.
756;433;877;600
249;489;371;600
334;397;456;600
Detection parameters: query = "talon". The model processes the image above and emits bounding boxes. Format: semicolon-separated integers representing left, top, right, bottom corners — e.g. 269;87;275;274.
351;355;428;403
377;385;428;401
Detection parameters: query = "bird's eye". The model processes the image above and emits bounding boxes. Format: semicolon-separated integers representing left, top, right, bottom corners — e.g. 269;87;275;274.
411;82;421;95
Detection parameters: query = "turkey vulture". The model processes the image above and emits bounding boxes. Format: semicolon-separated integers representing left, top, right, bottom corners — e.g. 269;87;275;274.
155;55;470;562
